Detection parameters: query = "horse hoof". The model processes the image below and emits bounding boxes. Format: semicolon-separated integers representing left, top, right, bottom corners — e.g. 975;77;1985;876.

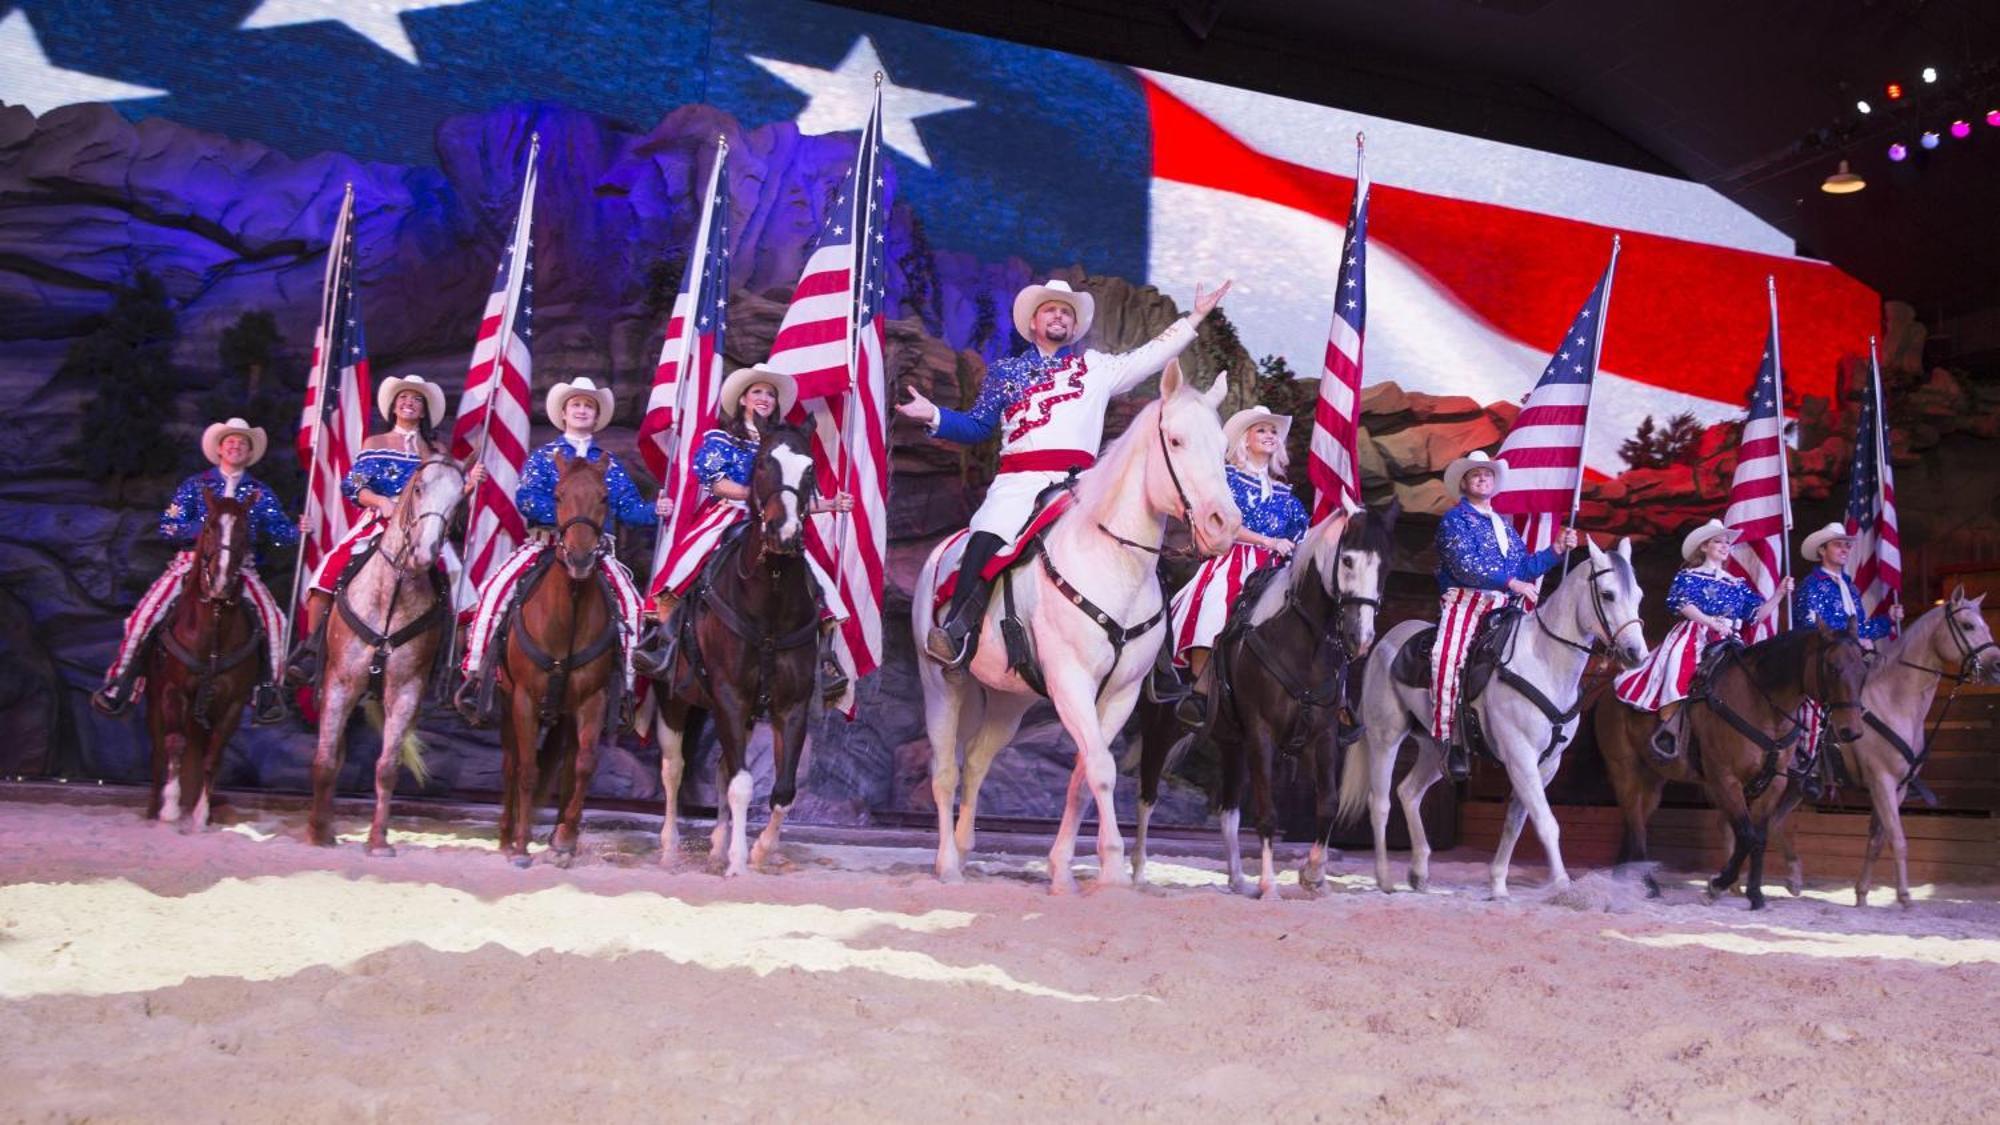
308;830;336;848
1049;873;1080;896
1748;897;1767;912
1408;873;1428;894
935;864;965;885
508;853;532;869
365;844;397;859
1644;874;1663;899
1898;895;1915;911
551;852;574;870
1258;883;1279;901
1227;878;1252;897
1096;867;1132;890
1786;879;1805;897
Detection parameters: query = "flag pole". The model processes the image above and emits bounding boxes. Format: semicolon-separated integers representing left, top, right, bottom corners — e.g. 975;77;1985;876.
831;74;882;566
1770;276;1793;632
1565;234;1619;551
281;182;354;661
649;134;728;587
1869;334;1896;626
455;131;540;610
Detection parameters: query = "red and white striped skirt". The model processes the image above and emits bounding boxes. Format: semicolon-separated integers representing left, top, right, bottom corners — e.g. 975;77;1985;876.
308;513;385;594
1430;587;1509;743
1613;619;1727;712
1167;542;1280;667
650;500;848;619
103;552;288;686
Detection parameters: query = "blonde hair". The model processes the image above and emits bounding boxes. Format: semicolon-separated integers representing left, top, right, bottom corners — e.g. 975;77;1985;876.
1228;420;1290;481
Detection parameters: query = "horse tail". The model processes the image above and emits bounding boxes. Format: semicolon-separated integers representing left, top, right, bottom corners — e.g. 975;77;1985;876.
1334;653;1382;830
360;699;431;788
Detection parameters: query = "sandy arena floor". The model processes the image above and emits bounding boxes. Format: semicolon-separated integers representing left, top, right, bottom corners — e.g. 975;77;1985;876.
3;789;1998;1123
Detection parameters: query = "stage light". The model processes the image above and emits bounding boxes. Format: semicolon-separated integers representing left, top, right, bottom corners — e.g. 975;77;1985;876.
1888;142;1908;161
1987;109;2000;127
1857;99;1873;115
1886;82;1904;100
1921;130;1941;149
1922;66;1938;84
1951;119;1972;139
1820;160;1866;194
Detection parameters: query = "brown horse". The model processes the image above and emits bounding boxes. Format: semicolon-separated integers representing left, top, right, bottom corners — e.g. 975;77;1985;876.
142;490;259;829
648;424;823;876
1595;623;1869;909
306;456;464;852
497;452;624;868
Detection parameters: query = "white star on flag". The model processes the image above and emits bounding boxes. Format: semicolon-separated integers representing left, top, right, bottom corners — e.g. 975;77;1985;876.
239;0;478;66
0;10;166;115
750;34;973;168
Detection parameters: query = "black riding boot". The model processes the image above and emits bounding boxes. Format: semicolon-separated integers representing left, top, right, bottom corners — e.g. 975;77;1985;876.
926;531;1005;668
1446;702;1472;781
251;682;289;725
819;628;850;704
90;667;142;717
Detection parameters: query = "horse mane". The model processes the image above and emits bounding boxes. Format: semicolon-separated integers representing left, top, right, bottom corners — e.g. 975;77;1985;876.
1736;626;1820;691
1069;396;1164;519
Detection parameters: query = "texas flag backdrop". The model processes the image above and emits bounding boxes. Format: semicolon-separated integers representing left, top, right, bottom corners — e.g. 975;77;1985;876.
2;0;1876;474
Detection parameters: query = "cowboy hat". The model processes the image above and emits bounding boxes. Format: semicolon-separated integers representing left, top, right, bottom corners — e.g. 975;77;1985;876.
1800;521;1855;561
1222;404;1293;452
1011;279;1095;344
1442;449;1506;497
544;377;617;432
200;417;268;467
717;364;798;420
376;373;447;427
1680;518;1739;563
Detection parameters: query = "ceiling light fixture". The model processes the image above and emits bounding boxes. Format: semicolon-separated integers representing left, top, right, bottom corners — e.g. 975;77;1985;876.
1857;99;1872;115
1922;66;1938;84
1987;109;2000;127
1888;142;1908;161
1820;160;1866;194
1887;82;1905;100
1921;130;1941;149
1950;119;1972;139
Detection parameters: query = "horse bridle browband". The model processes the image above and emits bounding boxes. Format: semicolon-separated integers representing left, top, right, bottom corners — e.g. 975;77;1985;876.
1097;405;1201;557
1897;605;2000;682
385;457;458;575
1533;564;1642;656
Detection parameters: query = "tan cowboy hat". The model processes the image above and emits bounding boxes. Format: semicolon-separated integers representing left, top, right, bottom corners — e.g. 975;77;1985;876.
1442;449;1507;497
544;376;617;432
376;373;447;427
200;417;267;467
1680;518;1740;563
1222;405;1293;452
1012;279;1095;344
1800;521;1855;561
717;364;798;420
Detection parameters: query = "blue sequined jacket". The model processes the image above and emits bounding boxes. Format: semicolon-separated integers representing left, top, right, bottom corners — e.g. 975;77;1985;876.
161;467;296;566
516;438;654;531
342;449;425;507
1433;499;1560;592
1665;568;1763;622
1794;567;1891;639
692;430;757;492
1227;466;1307;543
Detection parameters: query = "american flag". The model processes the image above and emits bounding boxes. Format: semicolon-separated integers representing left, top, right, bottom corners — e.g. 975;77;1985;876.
640;138;731;591
1493;238;1619;553
1844;337;1901;625
1307;133;1368;522
290;183;369;638
1723;279;1792;643
450;134;539;607
768;81;891;686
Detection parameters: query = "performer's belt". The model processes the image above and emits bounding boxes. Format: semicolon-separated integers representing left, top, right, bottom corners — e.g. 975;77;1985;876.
997;449;1095;475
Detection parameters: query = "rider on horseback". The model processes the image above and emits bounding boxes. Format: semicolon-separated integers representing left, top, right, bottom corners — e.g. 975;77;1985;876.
1790;521;1902;792
94;418;297;725
896;277;1232;669
285;375;484;685
643;365;856;702
456;377;667;720
1166;402;1308;725
1431;450;1577;780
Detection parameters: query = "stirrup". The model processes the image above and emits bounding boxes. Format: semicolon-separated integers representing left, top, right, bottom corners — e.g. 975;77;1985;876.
819;658;849;703
1174;691;1209;728
90;686;130;717
251;683;289;726
282;645;319;688
925;622;972;668
1445;741;1470;782
453;676;492;728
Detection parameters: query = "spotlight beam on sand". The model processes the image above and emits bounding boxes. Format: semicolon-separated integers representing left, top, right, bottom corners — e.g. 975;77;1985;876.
0;874;1148;1004
1600;924;2000;967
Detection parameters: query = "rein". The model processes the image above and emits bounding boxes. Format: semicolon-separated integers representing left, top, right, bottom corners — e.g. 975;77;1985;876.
1865;607;1996;798
162;515;256;727
1096;406;1203;562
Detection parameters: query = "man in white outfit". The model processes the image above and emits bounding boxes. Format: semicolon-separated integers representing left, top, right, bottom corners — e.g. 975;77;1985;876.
897;277;1231;667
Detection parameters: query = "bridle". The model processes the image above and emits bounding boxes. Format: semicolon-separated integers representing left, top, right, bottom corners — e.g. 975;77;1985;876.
384;457;459;576
1897;604;2000;683
750;441;816;566
1096;405;1203;559
195;513;248;606
1807;631;1868;732
1534;562;1643;656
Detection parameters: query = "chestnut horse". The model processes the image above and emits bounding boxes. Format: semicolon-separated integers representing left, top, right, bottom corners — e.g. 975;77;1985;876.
1596;624;1868;909
306;456;464;853
142;490;259;829
496;453;624;868
647;424;822;876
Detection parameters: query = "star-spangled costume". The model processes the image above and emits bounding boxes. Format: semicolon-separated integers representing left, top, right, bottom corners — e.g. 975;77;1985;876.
305;446;465;596
1794;567;1891;640
100;466;295;698
648;429;849;617
1429;498;1563;742
1614;567;1764;711
1168;464;1308;665
460;435;652;689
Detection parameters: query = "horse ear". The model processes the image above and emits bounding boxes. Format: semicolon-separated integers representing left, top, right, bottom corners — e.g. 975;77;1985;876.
1950;582;1967;604
1817;620;1834;638
1160;357;1184;399
1971;592;1988;609
1586;535;1607;562
1201;372;1228;410
1616;535;1633;560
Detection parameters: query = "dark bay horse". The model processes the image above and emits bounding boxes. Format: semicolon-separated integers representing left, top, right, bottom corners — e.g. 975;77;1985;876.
143;490;258;829
497;453;624;868
1596;624;1869;909
306;456;464;853
647;425;823;876
1132;501;1397;898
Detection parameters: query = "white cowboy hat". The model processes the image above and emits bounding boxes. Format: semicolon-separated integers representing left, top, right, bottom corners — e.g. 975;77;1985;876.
1222;404;1293;452
1011;279;1095;344
544;376;617;432
1442;449;1507;497
717;364;798;420
1800;521;1855;561
376;373;447;427
200;417;267;467
1680;518;1740;563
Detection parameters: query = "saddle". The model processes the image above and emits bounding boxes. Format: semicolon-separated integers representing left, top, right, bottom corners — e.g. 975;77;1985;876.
469;546;625;732
1390;604;1523;703
929;483;1078;620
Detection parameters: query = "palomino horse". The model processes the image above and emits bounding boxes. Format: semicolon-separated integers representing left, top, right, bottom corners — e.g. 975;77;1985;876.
648;424;823;877
496;453;624;868
143;490;259;829
1131;501;1397;898
914;364;1240;891
1595;624;1871;908
1339;537;1647;897
1762;590;1996;907
307;456;465;853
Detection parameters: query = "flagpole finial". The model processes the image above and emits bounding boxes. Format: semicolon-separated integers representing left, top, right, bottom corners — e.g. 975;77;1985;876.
1356;131;1365;150
530;130;540;143
1612;233;1622;251
874;70;884;86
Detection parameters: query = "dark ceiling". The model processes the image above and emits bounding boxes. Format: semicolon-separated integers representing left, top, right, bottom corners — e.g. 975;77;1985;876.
828;0;2000;344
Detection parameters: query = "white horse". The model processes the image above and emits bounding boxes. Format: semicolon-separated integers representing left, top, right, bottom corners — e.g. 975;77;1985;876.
914;364;1240;891
1338;537;1647;897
